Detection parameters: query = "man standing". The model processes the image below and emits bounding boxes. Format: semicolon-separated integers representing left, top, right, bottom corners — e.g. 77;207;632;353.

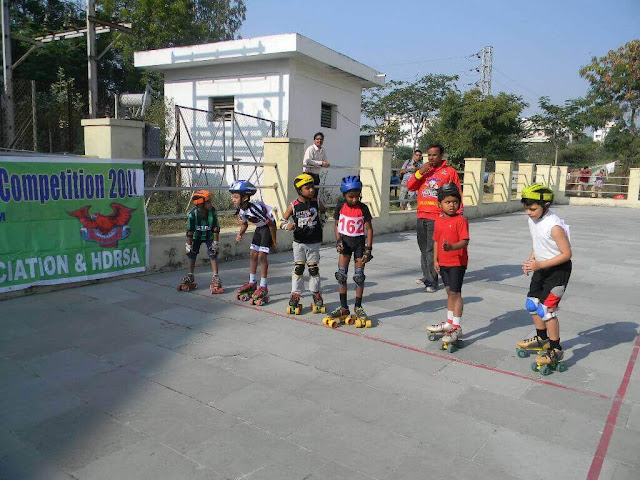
578;165;591;197
303;132;330;186
407;144;462;292
399;149;423;210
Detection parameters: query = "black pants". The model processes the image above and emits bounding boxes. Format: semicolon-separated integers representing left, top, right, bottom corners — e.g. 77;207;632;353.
416;218;438;287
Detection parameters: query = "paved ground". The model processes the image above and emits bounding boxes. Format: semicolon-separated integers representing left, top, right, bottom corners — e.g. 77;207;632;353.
1;205;640;480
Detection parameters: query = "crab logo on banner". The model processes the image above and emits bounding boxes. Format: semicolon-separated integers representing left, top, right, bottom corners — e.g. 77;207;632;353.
68;203;136;248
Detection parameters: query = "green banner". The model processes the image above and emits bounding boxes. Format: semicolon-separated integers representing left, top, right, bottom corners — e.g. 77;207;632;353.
0;155;148;293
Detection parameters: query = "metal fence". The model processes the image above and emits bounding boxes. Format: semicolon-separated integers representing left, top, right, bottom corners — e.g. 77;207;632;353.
566;174;629;198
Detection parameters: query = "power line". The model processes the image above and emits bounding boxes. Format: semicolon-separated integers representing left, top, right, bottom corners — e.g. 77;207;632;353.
493;67;543;100
380;54;473;67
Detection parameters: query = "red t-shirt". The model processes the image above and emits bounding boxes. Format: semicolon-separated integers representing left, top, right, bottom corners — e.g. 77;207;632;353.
433;214;469;267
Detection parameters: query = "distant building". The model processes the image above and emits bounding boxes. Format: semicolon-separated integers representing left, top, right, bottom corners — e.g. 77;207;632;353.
520;118;550;143
134;33;385;186
593;121;615;143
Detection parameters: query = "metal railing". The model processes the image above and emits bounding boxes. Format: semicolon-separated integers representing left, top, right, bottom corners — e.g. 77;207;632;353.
565;175;629;198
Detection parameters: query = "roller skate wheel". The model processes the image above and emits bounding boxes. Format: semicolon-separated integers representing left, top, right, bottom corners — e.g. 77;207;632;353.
320;306;326;314
447;343;457;353
516;348;530;358
295;306;301;315
345;316;355;326
531;361;539;373
311;304;318;314
428;333;437;342
540;365;552;376
323;317;330;326
365;320;372;328
557;362;567;372
456;339;464;348
354;319;363;328
328;319;339;328
286;306;293;314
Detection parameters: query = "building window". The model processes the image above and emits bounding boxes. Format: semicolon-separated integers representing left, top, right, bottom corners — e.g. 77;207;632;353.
208;96;234;121
321;102;336;129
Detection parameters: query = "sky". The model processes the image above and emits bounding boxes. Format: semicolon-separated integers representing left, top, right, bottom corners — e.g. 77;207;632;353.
240;0;640;116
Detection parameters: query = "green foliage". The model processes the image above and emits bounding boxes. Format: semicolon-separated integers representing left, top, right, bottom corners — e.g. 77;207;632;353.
557;142;598;167
362;74;457;149
580;39;640;136
428;89;527;163
392;145;413;169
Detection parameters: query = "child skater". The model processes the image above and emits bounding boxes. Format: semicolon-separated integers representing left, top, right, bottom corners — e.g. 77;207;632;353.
178;190;223;294
517;184;572;372
426;183;469;352
323;175;374;328
230;180;277;306
280;173;327;314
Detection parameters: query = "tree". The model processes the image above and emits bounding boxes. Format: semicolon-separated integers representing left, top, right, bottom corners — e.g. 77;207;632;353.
429;89;527;163
580;40;640;137
528;96;584;165
361;74;457;149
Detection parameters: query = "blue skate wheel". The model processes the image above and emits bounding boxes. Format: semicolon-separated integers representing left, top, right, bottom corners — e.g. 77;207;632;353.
428;334;437;342
517;348;530;358
447;343;457;353
557;362;567;372
530;362;539;373
540;365;552;376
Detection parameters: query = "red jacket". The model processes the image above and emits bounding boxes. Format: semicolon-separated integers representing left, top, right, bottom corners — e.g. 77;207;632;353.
407;160;462;220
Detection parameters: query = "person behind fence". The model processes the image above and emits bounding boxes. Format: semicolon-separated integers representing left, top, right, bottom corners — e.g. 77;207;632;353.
303;132;330;186
517;184;572;370
390;171;400;198
230;180;277;306
407;144;462;293
280;174;327;315
578;165;591;196
399;149;422;210
177;190;222;293
592;169;606;198
322;175;374;328
426;183;469;350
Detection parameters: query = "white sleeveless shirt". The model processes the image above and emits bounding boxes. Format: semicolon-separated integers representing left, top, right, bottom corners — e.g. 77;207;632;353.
528;210;570;261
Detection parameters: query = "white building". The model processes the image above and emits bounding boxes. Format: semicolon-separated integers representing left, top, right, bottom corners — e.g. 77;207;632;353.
593;121;615;143
134;33;385;188
520;118;550;143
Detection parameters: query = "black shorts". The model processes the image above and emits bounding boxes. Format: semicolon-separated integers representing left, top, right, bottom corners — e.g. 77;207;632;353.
250;225;273;254
528;260;572;308
187;238;217;260
340;236;365;259
440;265;466;293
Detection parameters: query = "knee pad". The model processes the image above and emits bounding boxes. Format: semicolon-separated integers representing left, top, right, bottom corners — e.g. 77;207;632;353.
308;262;319;277
525;297;539;314
536;303;557;321
335;266;348;285
207;248;218;260
353;267;365;287
293;262;305;277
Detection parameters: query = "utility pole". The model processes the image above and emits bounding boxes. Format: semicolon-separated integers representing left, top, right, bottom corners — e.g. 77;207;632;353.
86;0;97;118
479;46;493;96
1;0;14;146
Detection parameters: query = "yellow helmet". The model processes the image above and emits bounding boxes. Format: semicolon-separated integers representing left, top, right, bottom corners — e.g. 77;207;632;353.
521;183;554;202
294;173;315;191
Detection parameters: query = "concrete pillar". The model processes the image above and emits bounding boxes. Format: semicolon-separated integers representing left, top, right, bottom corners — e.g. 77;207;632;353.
462;158;486;206
556;166;568;202
516;163;535;198
628;168;640;205
360;147;392;218
493;160;513;203
261;137;305;218
535;164;552;186
81;118;145;159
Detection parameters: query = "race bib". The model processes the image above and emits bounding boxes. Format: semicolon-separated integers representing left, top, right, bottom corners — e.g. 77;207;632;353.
337;214;365;237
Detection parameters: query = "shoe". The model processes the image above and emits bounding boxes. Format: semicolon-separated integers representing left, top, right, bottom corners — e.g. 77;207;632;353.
516;335;549;350
535;347;564;365
424;285;438;293
415;278;426;286
426;321;453;334
442;327;462;343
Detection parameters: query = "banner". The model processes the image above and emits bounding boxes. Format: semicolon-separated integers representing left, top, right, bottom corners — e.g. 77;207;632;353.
0;155;148;293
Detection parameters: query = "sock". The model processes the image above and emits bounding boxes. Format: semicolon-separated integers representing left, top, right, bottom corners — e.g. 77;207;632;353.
355;296;363;308
452;316;461;327
340;293;348;309
550;339;561;350
447;310;454;323
536;328;548;340
249;273;257;284
260;277;268;288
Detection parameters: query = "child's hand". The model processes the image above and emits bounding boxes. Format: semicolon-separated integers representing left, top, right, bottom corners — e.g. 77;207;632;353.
434;260;440;273
522;262;530;276
236;233;242;243
524;259;541;273
271;241;277;252
442;241;452;251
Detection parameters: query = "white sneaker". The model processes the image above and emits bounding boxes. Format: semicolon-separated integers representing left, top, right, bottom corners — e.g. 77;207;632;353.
407;205;413;211
415;278;425;286
424;285;438;293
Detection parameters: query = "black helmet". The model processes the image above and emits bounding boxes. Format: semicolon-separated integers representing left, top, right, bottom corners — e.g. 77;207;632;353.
437;183;461;201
